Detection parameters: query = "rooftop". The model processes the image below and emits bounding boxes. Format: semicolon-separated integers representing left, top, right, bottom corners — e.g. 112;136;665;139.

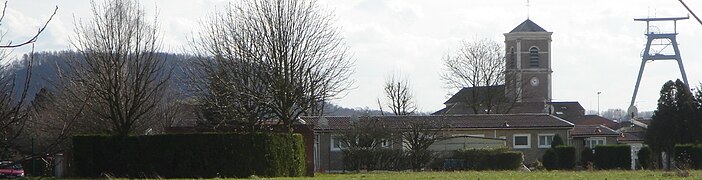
302;114;574;131
509;19;548;33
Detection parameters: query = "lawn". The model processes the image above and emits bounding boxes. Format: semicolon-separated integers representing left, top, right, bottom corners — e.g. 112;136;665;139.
269;170;702;180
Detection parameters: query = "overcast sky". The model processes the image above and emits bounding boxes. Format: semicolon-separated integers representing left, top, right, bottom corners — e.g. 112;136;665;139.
3;0;702;113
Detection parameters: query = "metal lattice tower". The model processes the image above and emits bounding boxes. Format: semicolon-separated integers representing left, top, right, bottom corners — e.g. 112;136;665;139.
629;16;690;116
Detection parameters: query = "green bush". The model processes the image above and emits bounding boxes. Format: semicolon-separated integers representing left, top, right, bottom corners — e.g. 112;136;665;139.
581;147;594;166
342;148;406;171
594;145;631;170
638;146;651;169
555;145;575;170
451;148;523;170
542;148;558;170
551;134;564;148
72;133;305;178
674;144;702;169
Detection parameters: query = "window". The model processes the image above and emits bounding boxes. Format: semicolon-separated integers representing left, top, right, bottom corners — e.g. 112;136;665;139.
529;47;539;68
509;47;516;69
331;136;345;151
538;134;555;148
513;134;531;149
586;137;606;149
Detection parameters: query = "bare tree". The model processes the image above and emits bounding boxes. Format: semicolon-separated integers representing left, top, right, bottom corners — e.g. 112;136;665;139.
185;54;271;132
191;0;353;132
440;39;517;114
337;116;396;171
60;0;169;138
0;1;57;159
383;75;416;115
401;118;446;171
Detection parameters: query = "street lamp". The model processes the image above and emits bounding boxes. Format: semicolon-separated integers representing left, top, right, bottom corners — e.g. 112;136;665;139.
597;91;602;116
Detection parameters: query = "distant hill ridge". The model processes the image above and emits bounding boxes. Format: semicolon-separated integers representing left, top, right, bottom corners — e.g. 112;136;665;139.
7;51;386;116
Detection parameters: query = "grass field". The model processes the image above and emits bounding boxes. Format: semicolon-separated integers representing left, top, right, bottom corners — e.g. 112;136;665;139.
269;170;702;180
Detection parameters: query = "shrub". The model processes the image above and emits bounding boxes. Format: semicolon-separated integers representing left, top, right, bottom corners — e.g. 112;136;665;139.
72;133;305;178
542;148;558;170
342;148;407;171
638;146;652;169
674;144;702;169
451;148;523;170
594;144;631;170
581;147;594;166
555;145;575;170
551;134;564;148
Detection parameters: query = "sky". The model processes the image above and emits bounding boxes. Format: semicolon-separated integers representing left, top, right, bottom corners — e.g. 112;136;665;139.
3;0;702;113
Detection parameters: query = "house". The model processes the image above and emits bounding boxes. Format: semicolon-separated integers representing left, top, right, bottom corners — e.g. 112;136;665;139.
569;115;618;130
569;124;619;164
302;114;574;172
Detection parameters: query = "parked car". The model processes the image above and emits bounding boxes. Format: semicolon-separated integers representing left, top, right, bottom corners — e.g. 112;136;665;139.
0;161;24;178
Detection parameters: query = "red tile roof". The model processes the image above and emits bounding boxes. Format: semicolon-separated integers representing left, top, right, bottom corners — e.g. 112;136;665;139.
570;125;619;137
301;114;574;131
617;131;645;142
570;115;617;129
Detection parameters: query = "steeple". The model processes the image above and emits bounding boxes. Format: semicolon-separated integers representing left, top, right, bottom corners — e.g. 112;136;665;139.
504;19;553;103
509;19;547;33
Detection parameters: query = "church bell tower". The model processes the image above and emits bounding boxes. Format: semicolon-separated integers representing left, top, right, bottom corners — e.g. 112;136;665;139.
504;19;553;103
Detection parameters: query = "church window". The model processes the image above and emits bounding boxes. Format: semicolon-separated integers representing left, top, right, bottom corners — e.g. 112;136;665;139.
509;47;515;69
529;47;539;68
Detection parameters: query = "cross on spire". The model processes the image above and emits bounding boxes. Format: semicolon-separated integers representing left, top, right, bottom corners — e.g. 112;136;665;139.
527;0;531;19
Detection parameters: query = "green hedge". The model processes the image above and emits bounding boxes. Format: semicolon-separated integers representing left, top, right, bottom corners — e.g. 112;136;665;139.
674;144;702;169
638;146;652;169
342;148;406;171
73;133;304;178
594;145;631;170
450;148;523;170
542;149;558;170
581;147;594;166
542;146;575;170
555;145;575;170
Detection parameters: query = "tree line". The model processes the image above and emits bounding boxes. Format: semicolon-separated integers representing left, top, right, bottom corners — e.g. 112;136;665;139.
0;0;353;165
645;79;702;170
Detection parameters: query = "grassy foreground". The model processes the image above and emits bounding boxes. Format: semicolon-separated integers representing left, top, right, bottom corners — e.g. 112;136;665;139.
269;170;702;180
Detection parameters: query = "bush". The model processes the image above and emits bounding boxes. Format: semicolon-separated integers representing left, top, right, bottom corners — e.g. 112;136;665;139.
581;147;594;166
342;148;406;171
594;145;631;170
542;148;558;170
451;148;523;170
555;145;575;170
551;134;564;148
638;146;652;170
674;144;702;169
72;133;305;178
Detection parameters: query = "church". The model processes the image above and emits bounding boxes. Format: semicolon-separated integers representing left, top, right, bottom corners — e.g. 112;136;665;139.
433;19;586;122
295;19;645;172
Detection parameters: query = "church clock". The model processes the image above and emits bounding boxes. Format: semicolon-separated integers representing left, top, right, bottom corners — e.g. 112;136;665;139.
530;77;539;87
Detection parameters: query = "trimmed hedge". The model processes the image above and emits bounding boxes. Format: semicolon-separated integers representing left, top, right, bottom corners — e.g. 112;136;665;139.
638;146;652;169
581;147;594;166
674;144;702;169
449;148;523;170
342;148;406;171
555;145;576;170
73;133;304;178
542;149;558;170
542;146;575;170
594;145;631;170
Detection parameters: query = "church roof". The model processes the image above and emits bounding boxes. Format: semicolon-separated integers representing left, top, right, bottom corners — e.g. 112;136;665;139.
442;85;506;105
509;19;548;33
